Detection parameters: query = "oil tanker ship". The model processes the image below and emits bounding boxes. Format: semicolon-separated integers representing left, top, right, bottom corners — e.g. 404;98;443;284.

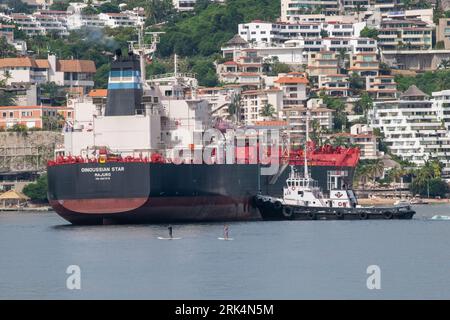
47;32;360;225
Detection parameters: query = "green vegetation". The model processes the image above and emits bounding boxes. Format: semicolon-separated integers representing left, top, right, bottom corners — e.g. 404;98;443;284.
259;103;276;118
320;93;348;132
49;1;71;11
39;82;67;106
3;0;280;87
262;57;291;76
354;158;385;188
2;0;33;13
395;70;450;95
353;92;373;118
359;27;379;40
0;77;16;106
22;174;48;203
410;160;449;197
0;37;17;59
157;0;280;57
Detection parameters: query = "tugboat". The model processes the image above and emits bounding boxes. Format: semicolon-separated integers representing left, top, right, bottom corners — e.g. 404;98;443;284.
255;110;416;221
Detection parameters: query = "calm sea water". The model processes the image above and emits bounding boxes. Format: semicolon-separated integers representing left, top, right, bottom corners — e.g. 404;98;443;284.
1;205;450;299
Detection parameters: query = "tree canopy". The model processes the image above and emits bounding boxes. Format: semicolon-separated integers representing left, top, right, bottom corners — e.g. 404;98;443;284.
22;174;48;202
395;70;450;95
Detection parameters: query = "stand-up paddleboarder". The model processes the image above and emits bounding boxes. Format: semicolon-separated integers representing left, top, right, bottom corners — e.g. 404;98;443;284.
168;226;173;239
224;225;229;240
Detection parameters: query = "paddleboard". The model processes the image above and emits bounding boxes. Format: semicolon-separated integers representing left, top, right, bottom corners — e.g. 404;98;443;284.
218;237;234;241
431;215;450;220
158;237;182;240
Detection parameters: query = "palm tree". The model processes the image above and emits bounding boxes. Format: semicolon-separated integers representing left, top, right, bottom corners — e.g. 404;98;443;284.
310;119;322;146
355;164;371;189
259;103;276;118
227;93;241;124
388;167;407;197
337;48;348;71
438;59;450;70
369;158;384;184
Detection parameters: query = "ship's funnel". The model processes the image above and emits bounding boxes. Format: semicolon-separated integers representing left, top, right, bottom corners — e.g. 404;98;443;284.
105;52;143;116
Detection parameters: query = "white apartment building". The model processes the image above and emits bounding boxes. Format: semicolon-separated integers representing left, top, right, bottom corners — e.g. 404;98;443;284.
274;72;309;106
370;85;450;177
240;88;284;124
238;21;322;45
98;13;142;28
66;14;105;29
238;20;365;45
378;18;433;51
322;37;377;53
322;21;366;38
281;0;341;21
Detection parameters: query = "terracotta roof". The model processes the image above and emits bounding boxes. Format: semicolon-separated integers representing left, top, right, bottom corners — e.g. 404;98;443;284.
0;57;36;68
88;89;108;97
57;60;96;73
35;59;50;68
275;76;309;84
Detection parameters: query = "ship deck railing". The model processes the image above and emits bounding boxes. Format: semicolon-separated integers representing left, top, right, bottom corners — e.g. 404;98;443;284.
147;72;197;80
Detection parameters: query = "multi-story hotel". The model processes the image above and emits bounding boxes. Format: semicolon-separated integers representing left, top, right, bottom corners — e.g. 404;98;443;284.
238;21;322;45
378;18;433;51
370;85;450;177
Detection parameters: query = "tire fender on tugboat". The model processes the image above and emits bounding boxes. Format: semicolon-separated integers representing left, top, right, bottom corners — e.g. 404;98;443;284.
282;206;293;219
383;211;394;220
273;201;282;210
307;211;316;220
359;211;369;220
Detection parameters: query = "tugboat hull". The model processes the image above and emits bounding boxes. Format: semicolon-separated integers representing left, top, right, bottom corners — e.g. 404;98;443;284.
255;196;416;220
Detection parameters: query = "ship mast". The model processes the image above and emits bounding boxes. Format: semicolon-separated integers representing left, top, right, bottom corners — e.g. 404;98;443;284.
304;108;310;179
138;24;146;84
130;25;165;86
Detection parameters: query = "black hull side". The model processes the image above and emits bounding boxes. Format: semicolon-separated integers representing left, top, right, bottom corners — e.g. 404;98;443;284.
47;162;357;224
48;163;262;224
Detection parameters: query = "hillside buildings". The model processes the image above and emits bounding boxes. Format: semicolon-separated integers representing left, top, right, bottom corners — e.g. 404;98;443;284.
370;86;450;177
0;55;96;93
